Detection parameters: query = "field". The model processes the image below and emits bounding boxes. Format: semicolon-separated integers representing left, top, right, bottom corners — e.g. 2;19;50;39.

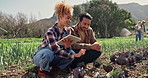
0;37;148;78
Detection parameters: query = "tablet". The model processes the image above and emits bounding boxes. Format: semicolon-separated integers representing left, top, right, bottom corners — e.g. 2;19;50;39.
57;35;81;45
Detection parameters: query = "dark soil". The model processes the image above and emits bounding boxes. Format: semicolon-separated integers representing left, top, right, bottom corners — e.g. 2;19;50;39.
0;48;148;78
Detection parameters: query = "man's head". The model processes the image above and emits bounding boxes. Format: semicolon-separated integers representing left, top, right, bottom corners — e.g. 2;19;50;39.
78;12;93;31
141;20;146;25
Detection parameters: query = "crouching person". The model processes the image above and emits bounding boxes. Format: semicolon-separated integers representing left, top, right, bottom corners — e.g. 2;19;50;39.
70;12;102;69
33;2;85;78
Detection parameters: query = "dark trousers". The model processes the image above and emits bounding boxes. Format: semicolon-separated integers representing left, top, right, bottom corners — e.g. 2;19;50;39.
70;49;102;69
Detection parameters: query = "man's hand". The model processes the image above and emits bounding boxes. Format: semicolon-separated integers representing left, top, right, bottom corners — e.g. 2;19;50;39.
90;43;101;51
74;49;86;58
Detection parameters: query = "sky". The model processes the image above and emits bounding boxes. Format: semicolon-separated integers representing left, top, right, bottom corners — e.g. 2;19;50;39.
0;0;148;20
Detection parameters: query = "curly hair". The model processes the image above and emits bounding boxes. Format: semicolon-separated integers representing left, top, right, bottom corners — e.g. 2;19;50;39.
55;1;73;18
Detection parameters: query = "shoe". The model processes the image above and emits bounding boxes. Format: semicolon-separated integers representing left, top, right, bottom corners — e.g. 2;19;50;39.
37;67;50;78
49;66;60;78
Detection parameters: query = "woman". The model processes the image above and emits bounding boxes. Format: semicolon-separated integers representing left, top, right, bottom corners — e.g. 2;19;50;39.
33;1;85;78
135;21;142;41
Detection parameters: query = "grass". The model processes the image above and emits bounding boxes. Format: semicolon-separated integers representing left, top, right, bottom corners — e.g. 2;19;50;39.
0;36;148;71
97;37;148;57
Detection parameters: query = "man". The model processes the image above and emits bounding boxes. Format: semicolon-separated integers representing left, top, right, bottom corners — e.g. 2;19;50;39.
135;20;146;41
140;20;146;40
135;21;142;41
70;12;102;68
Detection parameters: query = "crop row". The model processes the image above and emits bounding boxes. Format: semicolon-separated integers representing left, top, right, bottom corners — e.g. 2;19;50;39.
0;37;148;70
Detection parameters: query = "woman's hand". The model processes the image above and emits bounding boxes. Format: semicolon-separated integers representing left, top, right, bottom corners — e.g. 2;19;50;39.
74;49;86;58
62;37;73;48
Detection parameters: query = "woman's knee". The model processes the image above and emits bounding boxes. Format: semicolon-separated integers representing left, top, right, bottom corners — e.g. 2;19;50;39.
34;49;54;62
41;49;54;59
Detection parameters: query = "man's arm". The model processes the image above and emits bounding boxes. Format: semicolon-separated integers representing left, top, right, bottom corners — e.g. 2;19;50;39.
70;27;101;51
70;26;91;50
143;25;146;32
71;41;101;51
71;43;91;50
84;28;101;51
89;28;97;44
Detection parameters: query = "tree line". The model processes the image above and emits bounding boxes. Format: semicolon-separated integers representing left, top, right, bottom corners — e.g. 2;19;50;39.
72;0;136;38
0;12;49;38
0;0;136;38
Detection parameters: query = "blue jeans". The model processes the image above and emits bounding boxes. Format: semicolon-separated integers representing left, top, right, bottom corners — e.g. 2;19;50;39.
33;47;74;72
136;31;142;41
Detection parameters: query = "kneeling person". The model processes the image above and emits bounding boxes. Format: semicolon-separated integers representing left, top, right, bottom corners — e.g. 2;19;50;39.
70;12;102;69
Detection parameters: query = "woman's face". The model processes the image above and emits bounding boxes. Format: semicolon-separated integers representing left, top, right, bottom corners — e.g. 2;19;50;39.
59;13;72;27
